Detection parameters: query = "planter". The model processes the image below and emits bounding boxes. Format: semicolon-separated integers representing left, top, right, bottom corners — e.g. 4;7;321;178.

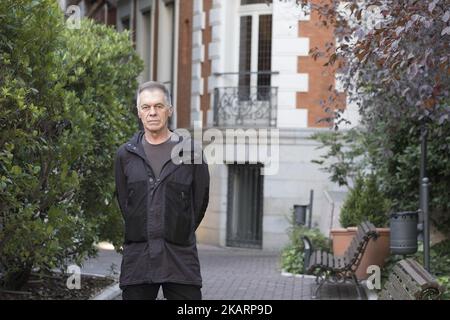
330;227;390;280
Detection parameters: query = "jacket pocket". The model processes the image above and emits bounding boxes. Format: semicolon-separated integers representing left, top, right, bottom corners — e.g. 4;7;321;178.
124;180;147;242
164;181;194;246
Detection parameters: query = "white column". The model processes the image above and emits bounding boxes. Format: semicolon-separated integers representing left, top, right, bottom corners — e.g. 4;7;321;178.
272;0;310;128
191;0;205;126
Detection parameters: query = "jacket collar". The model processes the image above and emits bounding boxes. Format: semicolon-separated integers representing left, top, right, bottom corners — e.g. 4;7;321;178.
124;130;194;181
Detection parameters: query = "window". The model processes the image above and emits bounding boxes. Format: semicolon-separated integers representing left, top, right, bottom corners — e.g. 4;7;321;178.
237;7;272;101
257;14;272;99
141;10;151;81
121;17;130;31
238;16;252;100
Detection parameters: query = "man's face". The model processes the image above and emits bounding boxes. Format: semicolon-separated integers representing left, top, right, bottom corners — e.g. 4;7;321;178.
137;89;173;134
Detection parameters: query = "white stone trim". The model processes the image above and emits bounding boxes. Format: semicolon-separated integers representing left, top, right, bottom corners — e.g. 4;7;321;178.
192;44;205;63
209;7;222;26
273;38;309;56
208;76;215;94
277;91;297;109
192;30;203;47
277;109;308;128
193;0;202;15
192;77;204;96
205;0;229;127
273;74;308;92
191;0;204;126
208;42;220;60
272;56;297;73
192;63;202;79
211;58;224;75
272;0;311;128
193;11;206;31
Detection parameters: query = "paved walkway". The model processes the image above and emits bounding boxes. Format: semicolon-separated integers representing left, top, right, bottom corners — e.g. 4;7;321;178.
81;244;363;300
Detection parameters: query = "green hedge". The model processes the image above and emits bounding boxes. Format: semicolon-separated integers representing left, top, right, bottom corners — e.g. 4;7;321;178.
0;0;142;289
280;211;330;274
339;174;391;228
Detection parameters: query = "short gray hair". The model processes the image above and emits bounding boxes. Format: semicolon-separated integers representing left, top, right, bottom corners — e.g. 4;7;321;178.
136;81;172;109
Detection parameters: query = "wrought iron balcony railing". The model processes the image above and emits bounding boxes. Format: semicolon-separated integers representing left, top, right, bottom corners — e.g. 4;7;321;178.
213;86;278;128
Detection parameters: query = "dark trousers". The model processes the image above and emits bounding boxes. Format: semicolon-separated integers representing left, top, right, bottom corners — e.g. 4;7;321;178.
122;283;202;300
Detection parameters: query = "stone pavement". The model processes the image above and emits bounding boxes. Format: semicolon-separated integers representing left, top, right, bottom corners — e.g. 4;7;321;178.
81;244;122;279
82;243;363;300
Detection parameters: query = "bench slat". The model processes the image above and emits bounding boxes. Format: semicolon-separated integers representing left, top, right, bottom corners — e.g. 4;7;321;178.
308;251;316;269
327;253;334;269
322;251;327;268
391;265;419;298
387;273;413;300
360;221;370;237
345;238;357;258
400;259;436;288
355;228;365;244
379;258;444;300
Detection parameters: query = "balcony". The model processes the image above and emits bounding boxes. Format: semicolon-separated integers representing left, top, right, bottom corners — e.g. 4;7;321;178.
213;86;278;128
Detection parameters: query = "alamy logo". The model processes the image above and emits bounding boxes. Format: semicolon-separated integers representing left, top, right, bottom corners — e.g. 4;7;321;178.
66;264;81;290
366;265;381;290
66;5;81;30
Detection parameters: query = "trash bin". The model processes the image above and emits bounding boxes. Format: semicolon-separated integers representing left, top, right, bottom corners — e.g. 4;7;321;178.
294;205;308;226
390;211;418;255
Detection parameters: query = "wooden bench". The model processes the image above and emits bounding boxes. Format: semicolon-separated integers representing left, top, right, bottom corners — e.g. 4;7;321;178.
378;258;444;300
304;221;379;299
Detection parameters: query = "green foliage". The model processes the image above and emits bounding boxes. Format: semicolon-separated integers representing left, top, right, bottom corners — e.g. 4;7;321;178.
62;19;143;248
309;0;450;236
311;129;369;188
365;108;450;235
0;0;142;289
280;211;330;274
339;174;391;228
427;240;450;300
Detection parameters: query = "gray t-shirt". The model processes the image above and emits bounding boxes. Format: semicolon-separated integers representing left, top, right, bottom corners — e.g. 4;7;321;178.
142;134;178;178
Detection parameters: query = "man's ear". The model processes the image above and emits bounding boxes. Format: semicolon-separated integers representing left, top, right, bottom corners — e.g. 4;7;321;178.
168;106;174;117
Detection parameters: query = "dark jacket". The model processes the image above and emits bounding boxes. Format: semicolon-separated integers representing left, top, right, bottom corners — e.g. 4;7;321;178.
114;130;210;288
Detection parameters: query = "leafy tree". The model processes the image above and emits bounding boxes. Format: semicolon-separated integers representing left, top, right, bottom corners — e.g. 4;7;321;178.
290;0;450;234
0;0;142;289
62;19;142;248
339;174;391;228
311;128;368;188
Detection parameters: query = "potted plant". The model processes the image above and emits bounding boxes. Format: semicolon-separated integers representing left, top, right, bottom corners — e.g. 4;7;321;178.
331;174;391;280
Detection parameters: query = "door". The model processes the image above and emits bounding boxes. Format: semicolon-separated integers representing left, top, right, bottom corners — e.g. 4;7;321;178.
226;163;264;248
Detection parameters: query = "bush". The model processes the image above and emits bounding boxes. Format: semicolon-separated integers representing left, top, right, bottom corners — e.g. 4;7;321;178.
62;18;142;248
0;0;142;290
427;240;450;300
280;211;330;274
339;174;390;228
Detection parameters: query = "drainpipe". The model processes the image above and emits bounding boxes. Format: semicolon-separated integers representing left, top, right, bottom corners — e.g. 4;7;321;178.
170;0;176;129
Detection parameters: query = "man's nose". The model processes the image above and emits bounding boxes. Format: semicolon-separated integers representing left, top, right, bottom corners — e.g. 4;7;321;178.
148;107;157;116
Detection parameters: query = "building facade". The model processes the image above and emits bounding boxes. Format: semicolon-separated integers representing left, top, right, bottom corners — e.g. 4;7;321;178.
61;0;359;250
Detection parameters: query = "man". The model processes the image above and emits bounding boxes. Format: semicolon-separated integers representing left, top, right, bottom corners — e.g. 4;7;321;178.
114;81;210;300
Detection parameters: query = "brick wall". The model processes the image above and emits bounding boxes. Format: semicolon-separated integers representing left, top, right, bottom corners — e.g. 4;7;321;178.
176;0;194;128
200;0;212;126
297;0;345;127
